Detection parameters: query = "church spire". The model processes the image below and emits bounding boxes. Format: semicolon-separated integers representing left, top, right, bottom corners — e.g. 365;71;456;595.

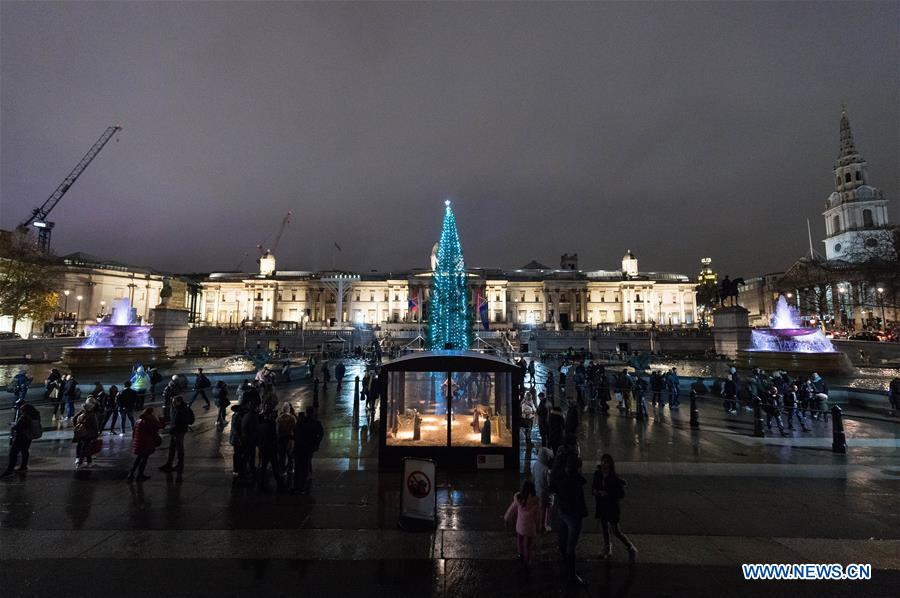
838;104;858;159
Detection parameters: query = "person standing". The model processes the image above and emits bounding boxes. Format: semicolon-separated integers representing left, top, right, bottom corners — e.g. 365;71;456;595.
240;405;260;480
532;446;554;533
190;368;212;409
213;381;230;427
275;403;296;481
257;408;282;490
159;396;192;474
162;375;180;422
148;366;162;402
888;377;900;416
2;401;40;478
503;479;542;573
99;384;119;433
229;405;246;479
292;407;323;492
335;361;346;389
72;398;100;469
535;392;550;447
11;369;31;404
520;390;536;447
128;408;163;482
61;374;80;422
593;454;637;563
555;455;588;584
548;406;565;455
45;368;63;420
117;381;138;435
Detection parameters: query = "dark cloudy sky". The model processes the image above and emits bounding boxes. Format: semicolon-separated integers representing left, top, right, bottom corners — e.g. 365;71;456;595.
1;1;897;278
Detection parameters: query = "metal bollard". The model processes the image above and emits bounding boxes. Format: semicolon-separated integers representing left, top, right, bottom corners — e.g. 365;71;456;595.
690;390;700;429
354;376;360;401
753;396;765;437
831;405;847;453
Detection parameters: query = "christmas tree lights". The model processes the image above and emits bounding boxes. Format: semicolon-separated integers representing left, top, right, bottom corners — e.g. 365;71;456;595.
428;200;471;350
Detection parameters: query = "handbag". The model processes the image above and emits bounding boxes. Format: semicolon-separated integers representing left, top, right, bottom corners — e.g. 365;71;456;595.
90;438;102;455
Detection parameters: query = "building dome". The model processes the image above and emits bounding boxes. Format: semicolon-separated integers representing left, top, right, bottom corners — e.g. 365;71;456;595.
856;185;875;199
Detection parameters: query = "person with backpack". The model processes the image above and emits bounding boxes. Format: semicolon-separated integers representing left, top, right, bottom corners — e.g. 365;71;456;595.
213;381;230;427
162;375;180;422
593;453;637;563
159;396;192;474
190;368;212;409
2;400;41;478
72;397;101;469
128;408;163;483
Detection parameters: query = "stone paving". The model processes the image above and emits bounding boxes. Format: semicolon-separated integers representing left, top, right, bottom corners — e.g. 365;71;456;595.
1;359;899;596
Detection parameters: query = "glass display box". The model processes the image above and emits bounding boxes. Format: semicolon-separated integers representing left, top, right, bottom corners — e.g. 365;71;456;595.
379;351;522;469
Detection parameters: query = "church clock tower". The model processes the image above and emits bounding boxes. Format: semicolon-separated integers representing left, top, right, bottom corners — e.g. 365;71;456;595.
822;106;892;262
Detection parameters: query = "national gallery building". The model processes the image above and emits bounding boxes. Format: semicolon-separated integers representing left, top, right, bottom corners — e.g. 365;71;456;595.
196;251;697;331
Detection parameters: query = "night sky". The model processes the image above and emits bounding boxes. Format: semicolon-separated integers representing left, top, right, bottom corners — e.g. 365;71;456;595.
1;1;897;279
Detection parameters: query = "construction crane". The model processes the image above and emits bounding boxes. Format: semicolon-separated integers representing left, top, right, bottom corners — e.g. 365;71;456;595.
18;125;122;252
256;210;293;257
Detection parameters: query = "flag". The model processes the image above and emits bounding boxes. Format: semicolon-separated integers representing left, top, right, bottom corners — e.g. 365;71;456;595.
333;242;342;252
476;288;490;331
408;295;418;313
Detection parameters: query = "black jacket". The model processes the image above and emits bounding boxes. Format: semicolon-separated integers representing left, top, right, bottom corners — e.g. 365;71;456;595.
592;470;626;522
556;472;588;518
170;404;193;434
118;388;138;410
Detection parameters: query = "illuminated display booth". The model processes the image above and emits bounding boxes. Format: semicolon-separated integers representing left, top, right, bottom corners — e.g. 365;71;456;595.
379;351;522;470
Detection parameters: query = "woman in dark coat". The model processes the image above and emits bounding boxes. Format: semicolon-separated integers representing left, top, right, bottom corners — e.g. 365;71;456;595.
592;453;636;562
128;408;162;482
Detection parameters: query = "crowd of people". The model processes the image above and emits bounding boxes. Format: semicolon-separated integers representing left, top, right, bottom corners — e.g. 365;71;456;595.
507;357;639;583
2;365;327;490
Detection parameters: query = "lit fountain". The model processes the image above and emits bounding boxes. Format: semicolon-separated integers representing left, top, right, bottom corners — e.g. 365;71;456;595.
736;295;853;375
62;297;173;374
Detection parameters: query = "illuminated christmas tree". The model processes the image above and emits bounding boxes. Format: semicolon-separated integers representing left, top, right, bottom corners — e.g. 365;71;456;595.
429;200;470;350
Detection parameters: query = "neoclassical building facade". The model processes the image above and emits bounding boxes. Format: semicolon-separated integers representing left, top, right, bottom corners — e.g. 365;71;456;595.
197;251;697;330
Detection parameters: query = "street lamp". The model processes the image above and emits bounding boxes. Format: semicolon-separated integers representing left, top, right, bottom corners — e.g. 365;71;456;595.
76;295;83;333
63;289;70;315
877;287;885;331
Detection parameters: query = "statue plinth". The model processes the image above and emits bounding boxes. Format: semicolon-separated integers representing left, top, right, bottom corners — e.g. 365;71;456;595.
711;306;752;358
149;305;190;356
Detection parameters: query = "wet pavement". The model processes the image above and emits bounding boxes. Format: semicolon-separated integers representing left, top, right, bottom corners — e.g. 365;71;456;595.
1;358;899;597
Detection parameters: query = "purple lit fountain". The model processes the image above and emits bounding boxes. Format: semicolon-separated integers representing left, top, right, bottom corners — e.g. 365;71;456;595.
62;298;173;374
736;296;853;375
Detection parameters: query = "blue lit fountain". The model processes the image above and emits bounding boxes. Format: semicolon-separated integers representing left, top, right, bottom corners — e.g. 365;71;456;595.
62;297;173;374
736;295;853;375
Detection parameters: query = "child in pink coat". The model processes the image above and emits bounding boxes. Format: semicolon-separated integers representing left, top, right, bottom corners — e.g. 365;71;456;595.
504;479;542;569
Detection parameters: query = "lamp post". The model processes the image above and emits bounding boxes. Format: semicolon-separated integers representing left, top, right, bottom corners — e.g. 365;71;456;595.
838;285;847;327
63;289;70;316
877;287;886;331
76;295;83;333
